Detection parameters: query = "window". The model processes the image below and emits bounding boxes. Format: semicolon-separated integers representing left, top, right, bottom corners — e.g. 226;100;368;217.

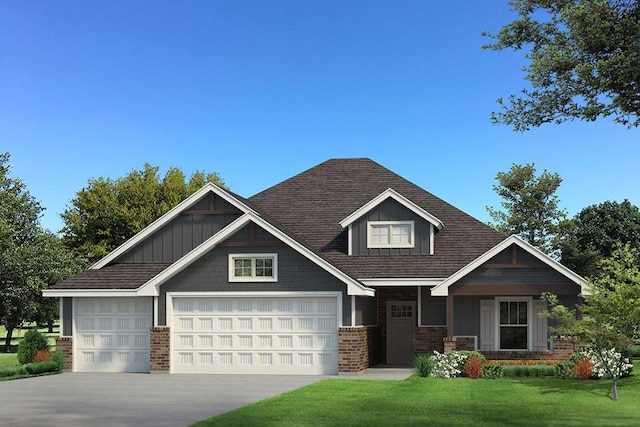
498;300;529;350
228;254;277;282
367;221;414;248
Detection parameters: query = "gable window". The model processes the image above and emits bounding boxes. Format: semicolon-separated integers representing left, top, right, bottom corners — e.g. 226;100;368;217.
498;299;529;350
229;254;278;282
367;221;414;248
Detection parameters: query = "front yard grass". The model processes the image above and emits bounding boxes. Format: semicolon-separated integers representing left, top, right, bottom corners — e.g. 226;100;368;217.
194;362;640;427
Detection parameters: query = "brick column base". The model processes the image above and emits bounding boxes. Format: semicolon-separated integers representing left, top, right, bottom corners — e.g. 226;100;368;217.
553;338;580;360
338;326;380;372
150;327;170;373
56;337;73;371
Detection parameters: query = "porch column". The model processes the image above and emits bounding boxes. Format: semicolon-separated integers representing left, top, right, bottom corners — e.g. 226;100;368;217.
446;295;454;337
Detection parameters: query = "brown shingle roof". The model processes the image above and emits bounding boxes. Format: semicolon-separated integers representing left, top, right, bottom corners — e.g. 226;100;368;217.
249;158;505;278
49;263;170;290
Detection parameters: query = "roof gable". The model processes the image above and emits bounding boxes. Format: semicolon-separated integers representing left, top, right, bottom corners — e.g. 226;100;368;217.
339;188;443;230
431;235;588;296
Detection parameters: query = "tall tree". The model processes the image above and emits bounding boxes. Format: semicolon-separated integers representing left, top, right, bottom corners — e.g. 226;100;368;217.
487;163;566;255
559;200;640;277
484;0;640;130
61;163;226;263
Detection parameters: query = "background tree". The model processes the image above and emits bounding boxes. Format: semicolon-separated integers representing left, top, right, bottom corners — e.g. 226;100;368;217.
0;153;82;351
559;200;640;277
61;163;226;263
487;163;566;255
544;243;640;401
484;0;640;130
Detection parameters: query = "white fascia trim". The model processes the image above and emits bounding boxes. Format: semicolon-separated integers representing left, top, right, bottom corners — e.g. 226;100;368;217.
339;188;444;230
431;235;588;296
137;214;253;296
91;183;254;270
137;211;375;297
42;289;138;297
360;278;445;287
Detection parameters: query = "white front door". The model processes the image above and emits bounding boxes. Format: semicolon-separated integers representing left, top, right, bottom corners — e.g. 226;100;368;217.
170;295;339;375
74;297;152;373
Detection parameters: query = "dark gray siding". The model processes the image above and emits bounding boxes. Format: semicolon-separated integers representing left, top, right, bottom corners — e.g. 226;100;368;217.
420;288;446;326
453;296;482;337
351;198;432;256
355;295;377;326
158;244;351;326
63;297;73;336
115;193;243;264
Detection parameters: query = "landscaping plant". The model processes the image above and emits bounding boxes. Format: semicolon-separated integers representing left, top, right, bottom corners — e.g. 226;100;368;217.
573;357;594;380
481;363;503;379
431;351;467;378
463;356;484;379
413;354;435;377
554;361;574;379
17;329;49;364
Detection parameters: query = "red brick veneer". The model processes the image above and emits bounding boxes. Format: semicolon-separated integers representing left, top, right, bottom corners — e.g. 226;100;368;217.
150;327;170;372
338;326;380;372
55;336;73;371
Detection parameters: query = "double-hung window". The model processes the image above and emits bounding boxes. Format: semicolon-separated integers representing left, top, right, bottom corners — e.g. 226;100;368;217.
229;254;277;282
367;221;414;248
498;299;529;350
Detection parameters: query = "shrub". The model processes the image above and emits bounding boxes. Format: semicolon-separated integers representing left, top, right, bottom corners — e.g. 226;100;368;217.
413;354;435;378
481;363;503;379
573;358;594;380
431;351;467;378
31;348;51;363
50;351;65;372
627;344;640;359
459;351;486;362
24;360;58;375
554;361;574;379
17;330;49;364
502;365;555;377
463;357;484;379
582;347;634;379
0;366;27;378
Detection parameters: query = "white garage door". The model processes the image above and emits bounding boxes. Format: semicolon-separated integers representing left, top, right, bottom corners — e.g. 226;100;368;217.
171;296;339;375
74;297;152;373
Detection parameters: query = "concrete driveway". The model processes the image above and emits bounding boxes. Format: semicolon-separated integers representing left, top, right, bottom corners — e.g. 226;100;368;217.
0;373;325;427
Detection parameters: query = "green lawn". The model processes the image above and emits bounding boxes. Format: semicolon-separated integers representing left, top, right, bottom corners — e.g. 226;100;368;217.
194;363;640;427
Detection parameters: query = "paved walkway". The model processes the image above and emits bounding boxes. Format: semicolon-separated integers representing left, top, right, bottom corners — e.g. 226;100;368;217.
338;366;414;380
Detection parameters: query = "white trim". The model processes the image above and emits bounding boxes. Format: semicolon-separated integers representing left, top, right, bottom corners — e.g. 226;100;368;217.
228;253;278;282
495;297;533;351
360;278;445;287
367;221;415;249
137;211;374;297
58;297;64;337
90;183;255;270
153;296;159;327
339;188;444;230
417;286;422;326
347;224;353;256
351;295;356;326
429;224;434;255
42;289;139;297
431;235;588;296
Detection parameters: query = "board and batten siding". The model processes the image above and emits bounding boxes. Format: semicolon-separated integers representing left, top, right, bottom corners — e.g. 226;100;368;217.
420;288;446;326
158;244;353;327
453;296;482;337
350;198;432;256
115;193;243;264
355;295;377;326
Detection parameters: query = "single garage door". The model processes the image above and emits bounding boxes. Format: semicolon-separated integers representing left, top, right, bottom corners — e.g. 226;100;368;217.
74;297;152;373
171;296;338;375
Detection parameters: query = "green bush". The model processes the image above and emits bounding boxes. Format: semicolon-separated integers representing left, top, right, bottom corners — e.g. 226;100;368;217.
17;329;49;364
0;366;27;378
503;365;555;377
50;351;65;372
554;361;575;379
24;360;58;375
413;354;435;377
482;363;503;379
458;351;486;362
627;345;640;359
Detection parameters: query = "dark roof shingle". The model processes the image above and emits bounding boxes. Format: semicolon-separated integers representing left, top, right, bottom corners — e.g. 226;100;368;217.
49;263;170;290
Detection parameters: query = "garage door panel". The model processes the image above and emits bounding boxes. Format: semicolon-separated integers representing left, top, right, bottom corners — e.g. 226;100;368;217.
74;297;152;373
172;296;338;375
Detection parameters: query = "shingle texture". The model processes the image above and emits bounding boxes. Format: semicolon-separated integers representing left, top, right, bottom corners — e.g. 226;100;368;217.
51;263;170;290
249;158;505;278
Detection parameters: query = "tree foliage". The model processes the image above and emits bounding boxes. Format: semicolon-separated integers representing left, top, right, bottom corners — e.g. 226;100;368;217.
61;163;226;263
543;243;640;401
485;0;640;130
560;199;640;277
487;163;566;254
0;153;82;351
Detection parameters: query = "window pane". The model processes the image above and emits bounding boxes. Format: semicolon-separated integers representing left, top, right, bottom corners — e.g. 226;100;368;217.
391;225;410;244
518;302;528;324
371;225;389;245
234;259;252;277
499;302;509;324
500;326;527;349
509;302;518;324
254;258;274;278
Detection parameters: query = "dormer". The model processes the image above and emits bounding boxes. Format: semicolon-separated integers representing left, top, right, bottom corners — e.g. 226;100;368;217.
339;188;443;256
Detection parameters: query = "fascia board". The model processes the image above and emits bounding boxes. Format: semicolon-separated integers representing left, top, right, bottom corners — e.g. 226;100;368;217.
42;289;138;298
360;278;445;287
339;188;444;230
431;235;588;296
91;183;253;270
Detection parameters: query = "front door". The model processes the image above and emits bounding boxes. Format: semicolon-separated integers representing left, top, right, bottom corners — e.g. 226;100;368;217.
387;301;415;365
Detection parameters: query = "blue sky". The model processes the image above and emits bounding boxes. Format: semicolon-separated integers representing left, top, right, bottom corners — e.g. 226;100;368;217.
2;1;638;233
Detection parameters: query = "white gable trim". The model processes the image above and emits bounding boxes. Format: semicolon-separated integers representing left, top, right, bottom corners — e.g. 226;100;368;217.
339;188;444;230
360;278;445;287
91;183;254;270
136;211;375;297
431;235;588;296
42;289;138;297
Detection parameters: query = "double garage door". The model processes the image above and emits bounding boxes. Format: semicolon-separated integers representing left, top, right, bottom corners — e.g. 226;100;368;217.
73;295;338;375
171;296;339;375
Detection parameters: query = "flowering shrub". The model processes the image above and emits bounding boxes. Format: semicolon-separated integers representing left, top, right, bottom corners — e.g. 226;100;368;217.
582;347;634;379
431;351;467;378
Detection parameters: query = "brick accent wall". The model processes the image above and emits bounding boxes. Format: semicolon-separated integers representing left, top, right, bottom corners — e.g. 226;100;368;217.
150;327;170;372
338;326;380;372
56;337;73;371
415;327;447;354
552;338;580;360
443;336;579;361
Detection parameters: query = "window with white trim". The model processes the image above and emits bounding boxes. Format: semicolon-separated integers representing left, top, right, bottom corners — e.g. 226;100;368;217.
498;299;529;350
367;221;414;248
228;254;278;282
